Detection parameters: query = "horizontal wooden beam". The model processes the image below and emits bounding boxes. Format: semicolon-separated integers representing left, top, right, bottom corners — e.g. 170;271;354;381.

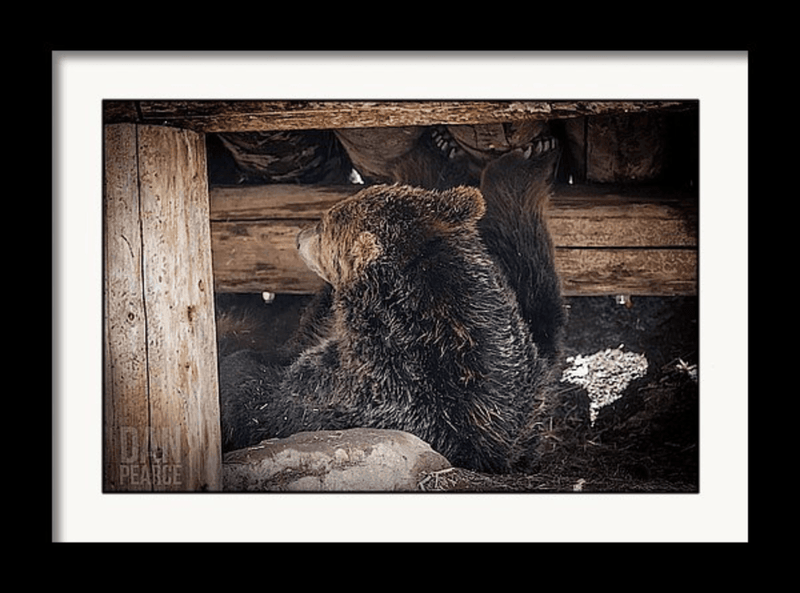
556;248;697;296
104;100;695;133
208;183;697;296
210;183;697;247
548;184;697;248
212;220;322;294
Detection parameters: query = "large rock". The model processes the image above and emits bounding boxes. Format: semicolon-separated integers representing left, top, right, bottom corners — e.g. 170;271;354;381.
222;428;451;491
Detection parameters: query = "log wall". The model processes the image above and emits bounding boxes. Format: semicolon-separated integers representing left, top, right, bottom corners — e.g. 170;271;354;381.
209;183;698;296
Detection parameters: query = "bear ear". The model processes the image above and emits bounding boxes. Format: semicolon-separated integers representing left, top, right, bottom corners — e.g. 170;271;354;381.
435;186;486;229
351;230;383;272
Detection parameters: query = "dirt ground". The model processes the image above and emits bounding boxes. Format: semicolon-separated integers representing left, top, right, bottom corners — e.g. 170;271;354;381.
444;294;700;493
216;292;699;493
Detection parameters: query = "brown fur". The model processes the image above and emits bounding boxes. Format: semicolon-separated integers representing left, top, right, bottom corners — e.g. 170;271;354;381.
219;138;570;472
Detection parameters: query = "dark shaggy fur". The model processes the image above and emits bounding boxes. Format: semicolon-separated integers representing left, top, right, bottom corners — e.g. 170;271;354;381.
219;140;565;473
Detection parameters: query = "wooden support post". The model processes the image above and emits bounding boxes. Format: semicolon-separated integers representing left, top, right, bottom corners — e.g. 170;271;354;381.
104;124;221;492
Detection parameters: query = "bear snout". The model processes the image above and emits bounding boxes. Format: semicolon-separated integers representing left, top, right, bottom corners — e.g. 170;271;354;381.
296;226;330;283
296;226;316;250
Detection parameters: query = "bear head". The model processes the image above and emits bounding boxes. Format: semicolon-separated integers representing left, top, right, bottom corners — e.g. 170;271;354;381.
296;184;487;289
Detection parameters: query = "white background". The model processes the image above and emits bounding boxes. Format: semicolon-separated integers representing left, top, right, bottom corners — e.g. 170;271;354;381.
53;52;748;542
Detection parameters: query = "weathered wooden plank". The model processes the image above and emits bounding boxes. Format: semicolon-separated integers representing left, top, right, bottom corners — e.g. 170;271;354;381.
211;219;324;294
209;183;698;247
209;184;354;221
556;248;697;296
210;223;698;296
104;123;222;491
104;124;151;491
208;182;697;295
211;221;697;295
104;100;693;133
137;124;222;491
548;184;697;248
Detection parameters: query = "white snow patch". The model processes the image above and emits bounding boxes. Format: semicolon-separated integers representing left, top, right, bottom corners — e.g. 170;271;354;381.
561;346;649;424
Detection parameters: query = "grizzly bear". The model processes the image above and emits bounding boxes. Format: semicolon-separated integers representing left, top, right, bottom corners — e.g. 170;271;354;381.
219;134;565;473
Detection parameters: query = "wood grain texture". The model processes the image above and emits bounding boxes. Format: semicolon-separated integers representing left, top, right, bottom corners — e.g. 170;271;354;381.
211;220;324;294
555;249;697;296
104;124;151;491
547;184;697;248
104;100;693;132
208;183;697;296
104;124;222;491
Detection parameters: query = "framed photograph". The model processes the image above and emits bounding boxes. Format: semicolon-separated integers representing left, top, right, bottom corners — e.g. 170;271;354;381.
54;52;748;542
